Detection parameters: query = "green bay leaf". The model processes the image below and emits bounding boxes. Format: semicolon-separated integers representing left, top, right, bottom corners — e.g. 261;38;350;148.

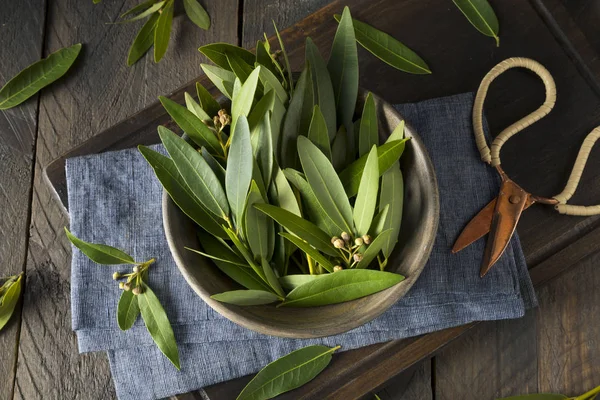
127;13;159;66
185;92;211;121
280;66;309;169
201;64;235;99
153;0;174;62
226;115;253;226
380;163;404;260
0;274;23;331
279;274;322;290
307;105;332;161
273;22;294;96
305;38;336;140
244;181;273;261
65;228;135;265
231;67;261;132
356;229;393;269
358;92;378;157
452;0;500;46
117;290;140;331
211;290;281;306
353;146;379;236
183;0;210;30
280;232;336;273
196;82;221;117
199;43;255;71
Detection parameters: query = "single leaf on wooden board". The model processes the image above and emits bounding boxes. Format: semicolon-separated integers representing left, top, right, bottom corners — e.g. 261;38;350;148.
153;0;174;62
199;43;256;71
127;13;160;66
245;181;274;261
452;0;500;46
65;228;135;265
185;92;211;121
237;345;340;400
196;82;221;117
334;15;431;74
0;274;23;331
280;233;336;273
328;6;359;146
159;126;229;218
356;229;393;269
120;0;160;18
211;290;281;306
183;0;210;30
254;204;338;257
226;115;253;225
353;146;379;236
159;96;222;155
201;64;236;99
278;274;323;290
0;43;81;110
116;1;165;24
297;136;354;235
305;38;336;141
358;92;379;157
138;283;180;369
117;290;140;331
339;139;408;197
307;105;332;161
138;145;226;238
379;164;404;259
280;269;404;307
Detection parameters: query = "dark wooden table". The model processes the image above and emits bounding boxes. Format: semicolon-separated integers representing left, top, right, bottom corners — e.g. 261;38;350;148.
1;0;599;399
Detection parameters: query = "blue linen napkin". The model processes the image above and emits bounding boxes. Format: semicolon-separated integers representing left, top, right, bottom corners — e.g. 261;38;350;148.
67;92;536;399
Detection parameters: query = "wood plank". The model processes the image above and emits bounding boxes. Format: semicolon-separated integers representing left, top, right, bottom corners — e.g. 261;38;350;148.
0;0;45;397
374;362;432;400
12;0;238;398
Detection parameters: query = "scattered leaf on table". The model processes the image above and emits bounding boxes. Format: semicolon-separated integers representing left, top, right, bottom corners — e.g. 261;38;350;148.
254;204;338;257
201;64;236;99
379;163;404;259
328;6;359;147
138;145;226;238
280;232;336;273
452;0;500;46
305;38;336;141
211;290;281;306
237;345;340;400
356;229;393;269
0;274;23;331
297;136;354;234
117;1;165;24
358;92;379;157
196;82;221;117
334;15;431;74
0;43;81;110
159;96;222;155
226;115;253;225
153;0;174;62
231;67;260;132
127;13;160;66
65;228;135;264
339;139;408;197
280;269;404;307
199;43;256;71
138;283;180;369
353;146;379;236
183;0;210;30
159;126;229;218
279;274;323;290
307;105;332;161
117;290;140;330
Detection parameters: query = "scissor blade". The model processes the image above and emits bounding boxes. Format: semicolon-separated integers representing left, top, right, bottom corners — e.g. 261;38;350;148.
480;182;528;277
452;198;497;253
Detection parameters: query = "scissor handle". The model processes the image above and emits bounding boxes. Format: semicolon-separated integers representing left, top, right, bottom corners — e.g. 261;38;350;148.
553;126;600;215
473;57;557;166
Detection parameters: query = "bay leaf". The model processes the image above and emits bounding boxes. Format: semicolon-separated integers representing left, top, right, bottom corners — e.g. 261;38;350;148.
183;0;210;30
260;257;284;297
273;22;294;96
307;105;332;161
65;228;135;264
297;136;354;234
185;92;211;121
279;274;322;290
255;40;283;81
159;126;229;218
0;43;81;110
138;145;227;238
387;120;405;142
224;227;266;280
196;82;221;117
227;52;253;83
270;96;286;156
153;0;174;62
254;112;274;188
271;161;301;217
280;66;309;169
280;232;336;273
353;146;379;236
200;63;235;99
248;89;276;135
159;96;222;155
127;13;159;66
117;1;164;24
339;139;408;197
334;15;432;74
299;63;315;136
257;65;288;104
0;274;23;331
201;147;226;187
370;204;390;237
117;290;140;331
199;43;256;71
244;181;273;261
231;67;260;132
120;0;160;18
185;247;248;267
453;0;500;46
237;345;340;400
280;269;404;307
211;290;281;306
380;164;403;259
226;115;253;225
305;38;336;140
328;6;359;147
254;204;338;257
356;229;393;269
331;125;348;171
138;283;180;369
358;92;378;157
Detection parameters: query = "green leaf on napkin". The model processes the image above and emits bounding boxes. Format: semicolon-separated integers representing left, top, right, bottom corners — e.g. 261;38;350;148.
117;290;140;330
0;274;23;332
0;43;81;110
452;0;500;46
237;345;341;400
65;228;135;265
153;0;174;62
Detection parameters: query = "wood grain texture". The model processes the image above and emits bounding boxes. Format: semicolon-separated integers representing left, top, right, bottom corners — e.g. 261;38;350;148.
11;0;238;398
374;362;432;400
0;0;45;398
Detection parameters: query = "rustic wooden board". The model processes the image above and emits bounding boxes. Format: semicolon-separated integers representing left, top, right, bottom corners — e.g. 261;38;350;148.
0;0;45;398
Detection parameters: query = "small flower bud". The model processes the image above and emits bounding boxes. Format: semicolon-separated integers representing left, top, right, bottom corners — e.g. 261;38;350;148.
123;283;131;291
353;253;363;263
218;109;227;117
362;234;372;245
119;282;125;290
331;236;339;245
132;286;142;296
333;239;345;249
354;237;364;246
213;116;221;129
113;272;121;280
133;265;140;273
341;232;351;242
333;265;343;272
220;114;231;126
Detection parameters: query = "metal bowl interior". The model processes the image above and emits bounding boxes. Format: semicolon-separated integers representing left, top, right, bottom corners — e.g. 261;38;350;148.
163;92;440;338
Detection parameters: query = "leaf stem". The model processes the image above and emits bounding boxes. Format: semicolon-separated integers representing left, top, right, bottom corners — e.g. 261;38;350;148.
307;255;316;275
575;385;600;400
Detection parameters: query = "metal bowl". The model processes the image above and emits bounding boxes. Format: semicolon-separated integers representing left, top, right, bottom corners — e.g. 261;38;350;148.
163;91;439;338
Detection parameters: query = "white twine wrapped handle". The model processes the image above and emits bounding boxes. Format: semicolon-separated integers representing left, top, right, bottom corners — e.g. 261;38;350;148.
473;57;600;216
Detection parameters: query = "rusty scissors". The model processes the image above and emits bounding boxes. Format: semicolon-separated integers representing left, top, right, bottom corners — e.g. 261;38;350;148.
452;57;600;277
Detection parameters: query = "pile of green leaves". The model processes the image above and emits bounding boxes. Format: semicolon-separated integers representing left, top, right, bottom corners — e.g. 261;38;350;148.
141;7;413;308
0;273;23;332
